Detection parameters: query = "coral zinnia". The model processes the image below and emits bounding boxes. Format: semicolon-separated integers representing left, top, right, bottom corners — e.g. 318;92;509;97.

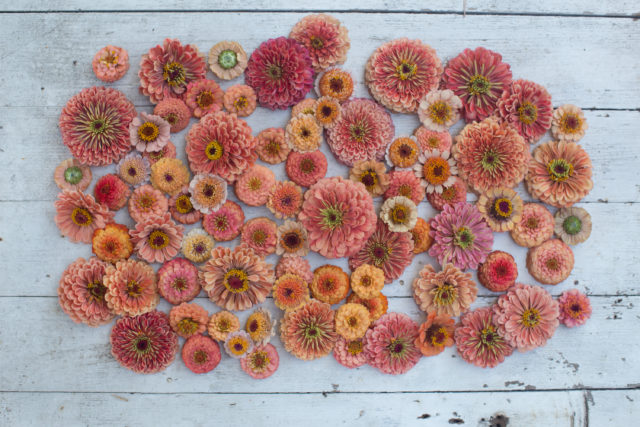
497;79;552;143
314;96;342;128
478;251;518;292
241;217;277;257
54;158;92;192
181;228;215;263
202;200;244;242
335;303;371;340
208;310;240;342
349;159;389;197
189;173;227;214
154;98;191;133
365;38;443;113
130;212;184;264
386;136;421;170
128;184;168;224
558;289;592;328
380;196;418;233
200;245;274;311
476;187;524;232
552;104;588;142
350;264;385;300
59;86;136;166
157;257;201;305
285;114;323;153
333;336;368;369
347;293;388;322
241;344;279;379
92;45;129;82
104;259;159;317
234;164;276;207
299;176;377;258
280;299;337;360
55;190;114;244
414;150;458;194
290;14;350;72
245;37;314;110
272;273;310;312
223;84;257;117
256;127;290;164
92;223;133;263
276;220;309;257
315;68;354;101
510;203;554;248
224;330;254;359
94;174;131;211
426;177;467;211
384;170;426;205
365;312;421;375
169;302;209;338
418;89;462;132
150;158;190;196
554;207;592;245
415;312;455;357
144;140;177;166
169;187;202;225
246;308;276;346
526;239;575;285
130;112;171;153
182;334;221;374
410;218;433;254
286;150;328;187
117;152;150;187
276;256;313;284
311;265;350;305
185;79;224;118
455;307;513;368
412;264;478;317
414;127;452;153
209;40;248;80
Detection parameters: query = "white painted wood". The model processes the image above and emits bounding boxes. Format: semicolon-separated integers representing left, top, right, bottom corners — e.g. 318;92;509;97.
588;390;640;425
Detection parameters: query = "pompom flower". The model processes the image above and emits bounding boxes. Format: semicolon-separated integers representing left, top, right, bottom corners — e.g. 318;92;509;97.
223;84;257;117
55;190;114;244
326;98;395;167
315;68;354;101
426;177;467;211
59;86;136;166
552;104;588;142
478;251;518;292
245;308;276;346
333;336;368;369
497;79;552;143
428;202;493;270
208;311;240;341
94;174;131;211
208;40;248;80
189;173;227;214
349;220;414;284
510;203;555;248
412;264;478;317
117;152;150;187
442;47;512;122
384;170;425;205
290;14;350;72
314;96;342;128
493;283;560;352
280;299;337;360
234;164;276;207
453;117;530;194
418;89;462;131
154;98;191;133
335;303;371;340
380;196;418;233
58;257;114;326
285;150;328;187
267;180;304;219
185;79;224;118
202;200;244;242
241;217;277;257
527;239;575;285
292;98;318;117
169;187;202;225
256;127;290;164
276;256;313;283
130;112;171;153
525;140;593;208
276;220;309;257
415;312;455;357
410;218;433;254
455;307;513;368
299;176;377;258
272;273;310;312
554;207;592;245
139;38;207;104
224;330;254;359
201;245;274;311
144;140;177;166
92;223;133;263
310;265;350;305
414;127;452;153
181;228;215;263
54;158;92;192
476;187;523;232
349;159;389;197
169;302;209;338
558;289;592;328
182;335;221;374
350;264;385;300
150;158;190;196
104;259;159;317
285;114;323;153
386;136;421;170
241;344;279;379
157;257;201;305
414;150;458;194
128;184;168;223
92;45;129;82
245;37;313;110
347;293;388;322
365;312;421;375
130;212;184;264
365;38;443;113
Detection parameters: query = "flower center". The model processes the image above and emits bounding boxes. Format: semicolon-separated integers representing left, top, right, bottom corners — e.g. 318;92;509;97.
134;336;151;354
481;149;502;171
347;316;359;328
234;96;248;111
138;194;155;209
525;216;539;229
205;140;224;161
467;74;491;96
164;113;178;125
310;35;325;49
64;166;83;185
126;280;142;298
299;157;316;174
172;277;187;291
349;123;367;142
319;277;335;293
480;326;498;346
71;207;93;227
248;319;260;333
320;105;334;119
137;122;159;142
398;143;413;158
569;303;583;318
454;226;475;249
266;64;283;80
561;113;582;134
521;308;541;328
491;197;513;219
163;61;186;87
545;257;560;271
369;243;390;266
214;216;228;231
218;49;238;69
202;184;217;199
177;318;199;336
246;176;262;191
196;90;214;109
164;173;174;183
397;185;412;198
427;326;449;347
433;283;457;306
149;150;165;161
360;276;372;288
148;229;170;250
547;159;574;182
426;137;440;149
89;118;108;135
127;166;138;177
360;170;378;188
175;195;194;214
87;280;106;301
193;241;207;254
423;157;450;185
251;229;267;245
224;269;249;293
320;205;344;230
518;101;538;125
395;61;417;80
388;339;406;357
193;350;208;364
283;231;302;250
347;339;363;355
329;77;344;93
429;101;452;125
217;318;231;332
563;215;582;235
390;205;409;224
441;186;457;201
229;338;247;355
100;50;119;65
265;140;281;155
251;351;269;370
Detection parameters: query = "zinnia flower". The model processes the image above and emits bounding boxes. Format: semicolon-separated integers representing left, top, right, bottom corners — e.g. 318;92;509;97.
129;112;171;153
54;158;92;192
311;265;350;305
349;159;389;197
365;38;443;113
169;302;209;338
110;310;178;373
384;170;426;205
455;307;513;368
234;164;276;207
182;334;221;374
365;312;421;375
150;157;190;196
527;239;575;285
280;299;337;360
154;98;191;133
415;312;455;357
410;218;433;254
442;47;512;122
185;79;224;118
208;310;240;341
55;190;114;244
267;181;304;220
349;220;414;284
525;140;593;208
335;303;371;340
414;127;452;153
224;330;254;359
554;207;592;245
476;187;524;232
478;251;518;292
189;173;227;214
117;152;150;187
130;212;184;263
333;336;368;369
426;177;467;211
276;256;313;284
510;203;555;248
94;174;131;210
493;283;560;352
128;184;168;223
414;150;458;194
245;308;276;346
347;293;388;322
223;84;257;117
157;257;201;305
92;223;132;263
285;150;328;187
58;257;114;326
326;98;394;166
315;67;354;101
139;38;207;104
552;104;588;142
350;264;385;299
245;37;314;110
144;140;177;165
380;196;418;233
453;117;530;194
412;264;478;316
277;220;309;257
208;40;248;80
241;217;277;257
92;45;129;82
59;86;136;166
428;202;493;270
386;136;421;170
169;187;202;225
272;273;310;312
285;114;323;153
104;259;159;316
256;127;290;164
418;89;462;131
557;289;592;328
241;344;279;379
181;228;215;263
315;96;342;128
497;79;553;143
292;98;318;117
200;245;274;311
290;13;350;72
202;200;245;241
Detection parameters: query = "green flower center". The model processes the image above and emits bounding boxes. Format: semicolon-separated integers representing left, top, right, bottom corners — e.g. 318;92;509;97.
133;336;151;355
547;159;574;182
349;122;368;142
481;149;503;172
480;326;498;346
218;49;238;69
89;118;108;135
64;166;84;185
468;74;491;95
518;101;538;125
368;243;390;267
320;204;344;230
388;338;407;358
454;226;475;249
563;215;582;235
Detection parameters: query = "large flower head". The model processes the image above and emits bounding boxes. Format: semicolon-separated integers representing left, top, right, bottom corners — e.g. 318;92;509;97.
558;289;592;328
286;150;328;188
117;152;150;187
418;89;462;132
55;190;114;244
380;196;418;233
552;104;588;142
130;112;171;153
476;187;524;232
241;344;280;379
412;264;478;317
235;164;276;207
267;181;304;219
94;174;131;211
299;177;377;258
290;14;350;72
510;203;554;248
280;299;337;361
333;336;368;369
415;312;455;357
104;259;159;317
202;200;244;242
59;86;136;166
455;307;513;368
311;265;350;305
92;45;129;83
185;79;224;118
256;127;290;165
154;98;191;133
128;184;168;224
92;223;133;263
384;170;425;205
365;38;443;113
241;217;277;257
527;239;574;285
169;187;202;225
272;273;310;312
554;207;592;246
54;158;92;192
182;335;221;374
189;173;227;214
478;251;518;292
497;79;552;143
208;40;248;80
130;212;184;264
414;150;458;194
365;312;421;375
169;302;209;338
157;257;201;305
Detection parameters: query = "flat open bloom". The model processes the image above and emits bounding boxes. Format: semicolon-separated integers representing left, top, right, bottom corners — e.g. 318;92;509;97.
476;187;523;232
414;127;452;153
241;344;280;379
554;207;592;245
280;299;337;361
365;312;421;375
333;336;368;369
169;302;209;338
241;217;277;257
510;203;555;247
104;259;159;317
181;229;215;263
290;13;350;72
415;312;455;357
182;335;221;374
349;159;389;197
224;330;254;359
552;104;588;142
335;303;371;340
92;45;129;82
157;257;201;305
276;256;313;284
130;112;171;153
150;158;190;196
256;127;289;164
54;158;92;192
246;308;276;346
412;264;477;317
55;190;114;244
292;98;318;117
267;181;303;219
348;293;388;322
130;212;184;264
384;170;426;205
285;114;322;153
380;196;418;233
455;307;513;368
418;89;462;132
118;152;150;187
189;173;227;214
209;40;248;80
427;177;467;211
208;310;240;341
386;136;421;170
169;187;202;225
558;289;592;328
286;150;328;188
272;273;310;312
478;251;518;292
277;220;309;257
315;68;354;101
311;265;350;305
94;174;131;211
223;84;257;117
414;150;458;194
92;223;132;263
410;218;433;254
154;98;191;133
202;200;244;242
527;239;574;285
497;79;552;143
185;79;224;118
315;96;342;128
350;264;385;300
234;164;276;207
128;184;168;223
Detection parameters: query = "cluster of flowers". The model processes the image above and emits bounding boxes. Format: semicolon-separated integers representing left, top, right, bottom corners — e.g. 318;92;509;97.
54;14;593;377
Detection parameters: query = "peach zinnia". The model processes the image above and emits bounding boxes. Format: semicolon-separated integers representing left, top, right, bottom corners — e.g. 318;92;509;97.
104;259;159;317
169;187;202;225
455;307;513;368
208;40;248;80
552;104;588;142
558;289;592;328
426;177;467;211
335;303;371;340
527;239;575;285
55;190;114;244
285;114;322;153
384;170;426;205
255;127;289;164
349;159;389;197
267;181;303;219
182;335;221;374
409;218;433;254
92;223;133;263
272;273;310;312
280;299;337;361
365;312;421;375
130;212;184;264
510;203;554;248
157;258;201;305
208;310;240;342
92;45;129;82
276;220;309;257
311;265;350;305
347;292;388;322
412;264;478;317
245;308;276;346
315;67;354;101
386;136;421;170
128;184;168;224
415;312;455;357
276;257;313;284
154;98;191;133
169;302;209;338
189;173;227;214
234;165;276;207
286;150;328;188
418;89;462;132
497;79;553;143
290;13;350;72
241;217;277;258
202;200;245;242
185;79;224;118
350;264;385;300
150;158;190;196
223;84;257;117
314;96;341;128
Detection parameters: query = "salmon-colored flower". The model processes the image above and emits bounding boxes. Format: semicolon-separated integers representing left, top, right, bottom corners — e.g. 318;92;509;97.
455;307;513;368
54;158;92;192
365;312;421;374
130;212;184;264
350;264;385;300
150;158;190;196
526;239;574;285
185;79;224;118
311;265;350;305
280;300;337;360
202;200;244;242
290;13;350;72
55;190;114;244
272;273;310;312
154;98;191;133
169;302;209;338
92;45;129;82
182;334;221;374
104;259;159;316
234;164;275;207
241;217;277;257
497;79;553;143
415;312;455;357
335;303;371;340
552;104;588;142
256;127;289;165
157;257;201;305
92;223;133;263
285;150;328;188
558;289;592;328
223;84;257;117
510;203;554;248
412;264;477;317
128;184;168;224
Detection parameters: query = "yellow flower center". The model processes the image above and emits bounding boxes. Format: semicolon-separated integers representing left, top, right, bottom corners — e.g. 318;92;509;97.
265;140;281;155
217;318;231;332
547;159;574;182
205;140;224;161
426;137;440;149
493;198;513;218
228;336;249;356
137;122;159;142
148;229;169;249
71;207;93;227
398;184;412;198
250;351;270;370
234;96;248;111
521;308;541;328
390;204;410;224
224;269;249;293
429;101;452;125
430;327;449;347
196;90;214;109
87;280;106;301
126;280;142;298
518;101;538;125
177;318;199;336
560;112;583;134
423;157;451;185
310;35;324;49
360;170;378;189
347;339;364;355
100;50;119;65
248;177;262;191
163;61;186;87
433;283;457;306
347;315;359;328
175;195;194;214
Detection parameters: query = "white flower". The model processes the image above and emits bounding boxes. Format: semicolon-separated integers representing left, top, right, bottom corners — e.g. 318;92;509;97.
380;196;418;232
276;220;309;257
414;150;458;194
418;89;463;132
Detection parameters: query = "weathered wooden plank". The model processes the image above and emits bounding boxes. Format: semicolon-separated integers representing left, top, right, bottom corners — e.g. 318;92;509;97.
588;390;640;425
465;0;639;16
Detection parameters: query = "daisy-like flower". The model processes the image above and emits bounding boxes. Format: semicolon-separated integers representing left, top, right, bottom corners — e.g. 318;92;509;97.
139;38;207;104
256;127;290;165
245;37;313;109
58;257;114;326
150;158;190;196
185;110;256;182
493;283;560;352
333;336;368;369
94;174;131;211
117;152;150;187
335;303;370;340
428;202;493;270
380;196;418;233
157;257;201;305
497;79;553;143
558;289;592;328
290;14;350;72
442;47;512;122
552;104;588;142
110;310;178;374
241;217;277;257
200;245;274;311
154;98;191;133
144;141;177;166
104;259;159;317
527;239;575;285
185;79;224;118
453;117;530;194
234;164;276;207
478;251;518;292
418;89;462;132
414;150;458;194
168;187;202;225
208;310;240;341
410;218;433;254
299;176;377;258
276;257;313;284
555;207;592;245
189;173;227;214
311;265;351;305
347;292;388;322
130;112;171;153
412;264;478;317
455;307;513;368
280;299;337;360
510;203;555;248
169;302;209;338
349;220;414;284
477;187;524;232
292;98;318;117
92;223;132;263
267;181;304;219
285;114;323;153
92;45;129;82
326;98;395;166
285;150;328;188
241;344;280;379
526;140;593;208
223;84;257;117
182;335;221;374
415;312;455;357
209;40;248;80
365;38;443;113
55;190;114;244
130;212;184;264
385;136;421;170
426;177;467;211
414;127;452;153
315;68;354;102
59;86;136;166
349;159;389;197
276;220;309;257
224;330;254;359
272;273;310;312
350;264;385;300
384;170;426;205
54;158;92;192
245;308;276;346
181;229;215;263
202;200;245;242
314;96;341;128
127;184;168;223
365;312;421;375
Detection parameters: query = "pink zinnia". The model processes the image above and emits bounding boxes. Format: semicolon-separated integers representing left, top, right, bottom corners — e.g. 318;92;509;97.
169;187;202;225
92;45;129;83
267;181;303;219
234;164;276;207
157;257;201;305
275;256;313;284
383;170;426;205
497;79;552;143
478;251;518;292
223;84;257;117
365;312;421;375
245;37;314;110
510;203;555;248
280;299;337;360
286;150;328;187
185;79;224;118
426;177;467;211
104;259;159;317
241;217;277;257
154;98;191;133
54;190;114;244
289;13;350;72
169;302;209;339
144;141;177;166
182;334;221;374
455;307;514;368
526;239;575;285
202;200;245;242
333;336;368;369
94;174;131;211
255;127;290;164
130;212;184;263
130;112;171;153
128;184;168;224
414;127;452;153
241;344;280;379
558;289;592;328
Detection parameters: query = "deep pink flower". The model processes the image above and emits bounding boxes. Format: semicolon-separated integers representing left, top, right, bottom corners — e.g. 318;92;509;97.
455;307;513;368
157;257;201;305
478;251;518;292
365;312;421;375
202;200;245;242
94;174;131;211
557;289;592;328
497;79;552;143
182;334;221;374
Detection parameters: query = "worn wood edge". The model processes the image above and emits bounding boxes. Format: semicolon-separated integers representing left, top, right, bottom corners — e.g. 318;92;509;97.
587;389;640;425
